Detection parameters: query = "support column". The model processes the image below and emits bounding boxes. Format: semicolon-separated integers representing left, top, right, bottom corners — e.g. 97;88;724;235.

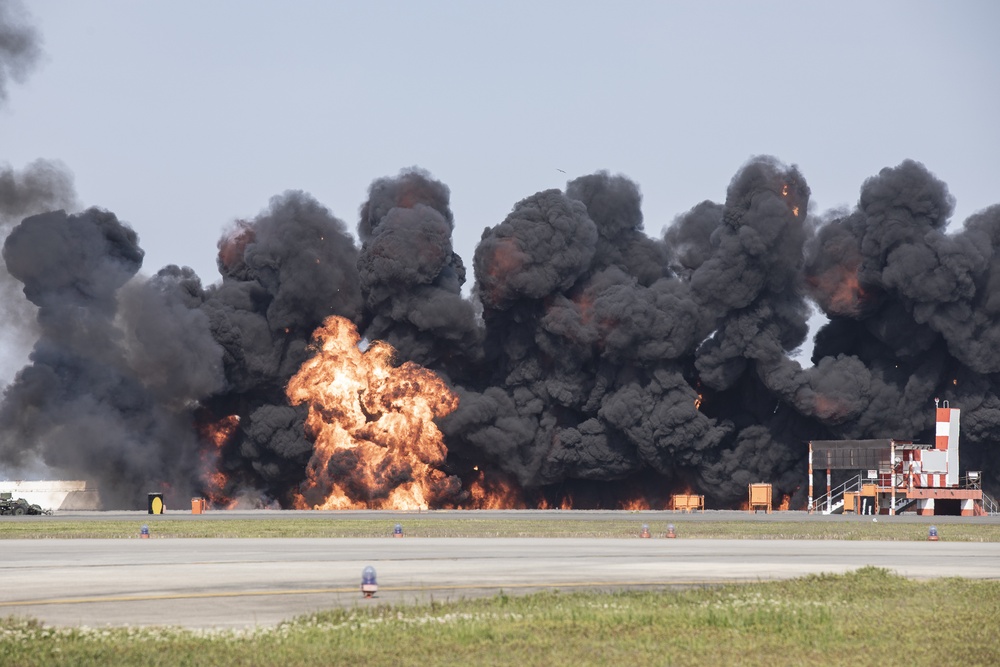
961;498;975;517
890;440;896;516
808;443;813;514
918;498;935;516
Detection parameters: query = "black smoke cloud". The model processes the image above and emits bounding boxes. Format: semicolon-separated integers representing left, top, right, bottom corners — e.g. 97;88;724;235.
445;162;813;504
0;5;75;391
357;169;481;381
1;159;998;508
193;191;363;499
0;0;41;108
0;207;211;506
1;160;78;385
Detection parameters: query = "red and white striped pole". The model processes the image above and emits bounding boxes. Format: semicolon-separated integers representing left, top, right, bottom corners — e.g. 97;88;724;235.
936;399;961;487
890;440;896;516
808;442;813;513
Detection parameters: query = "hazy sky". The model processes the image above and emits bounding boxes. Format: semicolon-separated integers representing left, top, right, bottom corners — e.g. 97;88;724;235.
3;1;999;307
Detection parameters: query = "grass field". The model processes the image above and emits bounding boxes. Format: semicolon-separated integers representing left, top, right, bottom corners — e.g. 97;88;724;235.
2;567;997;667
0;516;998;541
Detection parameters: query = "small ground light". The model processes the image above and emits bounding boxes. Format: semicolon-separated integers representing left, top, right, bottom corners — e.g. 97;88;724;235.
929;526;939;541
361;566;378;598
665;524;676;538
640;524;651;538
393;523;403;537
140;525;149;539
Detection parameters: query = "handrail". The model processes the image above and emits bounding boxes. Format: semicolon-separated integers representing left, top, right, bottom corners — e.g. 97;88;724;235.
811;474;863;514
983;491;999;516
962;473;983;490
891;496;916;513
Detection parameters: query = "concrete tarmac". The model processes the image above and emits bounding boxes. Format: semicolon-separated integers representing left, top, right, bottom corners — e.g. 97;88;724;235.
25;508;1000;523
2;533;999;629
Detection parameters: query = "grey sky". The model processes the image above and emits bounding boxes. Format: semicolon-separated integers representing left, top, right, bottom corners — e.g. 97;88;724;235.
2;1;999;316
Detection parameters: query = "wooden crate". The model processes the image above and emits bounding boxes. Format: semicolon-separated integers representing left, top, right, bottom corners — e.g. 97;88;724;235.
748;483;772;513
670;493;705;512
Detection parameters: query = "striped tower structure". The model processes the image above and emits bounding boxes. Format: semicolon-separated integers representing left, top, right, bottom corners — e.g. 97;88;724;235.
914;402;961;515
936;403;961;487
807;445;813;513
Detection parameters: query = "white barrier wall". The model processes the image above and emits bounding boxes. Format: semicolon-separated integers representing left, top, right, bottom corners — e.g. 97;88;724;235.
0;480;100;511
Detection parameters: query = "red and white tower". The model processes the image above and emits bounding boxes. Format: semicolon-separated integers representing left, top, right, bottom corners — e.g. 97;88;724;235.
935;401;961;488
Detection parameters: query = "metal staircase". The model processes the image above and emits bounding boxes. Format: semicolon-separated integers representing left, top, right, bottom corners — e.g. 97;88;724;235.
982;491;999;516
962;473;998;516
811;474;863;515
890;496;917;514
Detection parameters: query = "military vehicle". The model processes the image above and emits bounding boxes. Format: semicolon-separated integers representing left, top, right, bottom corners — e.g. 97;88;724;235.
0;493;51;515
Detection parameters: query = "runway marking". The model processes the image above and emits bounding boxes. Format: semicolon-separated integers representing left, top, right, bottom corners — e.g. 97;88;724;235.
0;579;751;608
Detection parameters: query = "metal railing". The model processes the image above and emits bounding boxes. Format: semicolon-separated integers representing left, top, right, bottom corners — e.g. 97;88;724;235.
983;491;999;516
962;472;983;490
891;496;916;514
811;474;863;514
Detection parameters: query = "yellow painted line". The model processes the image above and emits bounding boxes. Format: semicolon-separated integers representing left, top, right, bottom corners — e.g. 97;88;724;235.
0;579;750;608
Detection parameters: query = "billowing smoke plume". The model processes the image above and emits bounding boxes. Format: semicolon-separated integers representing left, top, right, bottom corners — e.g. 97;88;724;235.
444;162;813;505
1;160;78;388
2;158;998;509
192;191;363;502
0;207;211;506
0;0;41;108
357;169;481;381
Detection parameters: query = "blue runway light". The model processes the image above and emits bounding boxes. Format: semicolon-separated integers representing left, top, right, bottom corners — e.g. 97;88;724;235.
140;524;150;539
361;566;378;597
393;523;403;537
929;525;939;541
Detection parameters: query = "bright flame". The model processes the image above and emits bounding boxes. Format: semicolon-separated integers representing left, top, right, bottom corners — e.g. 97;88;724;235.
202;414;240;449
619;496;651;511
287;316;460;510
781;184;800;217
465;471;526;509
778;494;791;511
198;415;240;508
694;393;703;410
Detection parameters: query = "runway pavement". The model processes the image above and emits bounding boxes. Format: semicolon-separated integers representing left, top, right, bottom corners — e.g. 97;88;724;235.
2;533;999;628
25;508;1000;523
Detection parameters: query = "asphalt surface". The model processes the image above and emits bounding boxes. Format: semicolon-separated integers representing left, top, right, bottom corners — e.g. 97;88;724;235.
2;512;999;629
15;507;1000;523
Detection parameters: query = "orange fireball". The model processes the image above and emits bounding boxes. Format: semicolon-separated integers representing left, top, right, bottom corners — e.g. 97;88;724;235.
464;470;526;509
198;414;240;508
287;315;461;510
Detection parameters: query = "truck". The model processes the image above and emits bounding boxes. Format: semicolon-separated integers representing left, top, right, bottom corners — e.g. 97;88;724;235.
0;493;51;516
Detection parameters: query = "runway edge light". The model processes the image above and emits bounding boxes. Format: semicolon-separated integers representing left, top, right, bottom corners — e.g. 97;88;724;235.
362;566;378;598
393;523;403;537
929;525;939;541
666;524;676;538
140;524;149;539
640;524;651;538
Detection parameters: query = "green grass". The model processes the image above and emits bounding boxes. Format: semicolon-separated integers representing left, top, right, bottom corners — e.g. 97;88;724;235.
2;568;997;666
0;517;997;541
